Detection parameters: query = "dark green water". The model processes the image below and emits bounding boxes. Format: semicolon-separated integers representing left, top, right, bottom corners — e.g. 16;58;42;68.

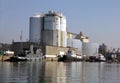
0;61;120;83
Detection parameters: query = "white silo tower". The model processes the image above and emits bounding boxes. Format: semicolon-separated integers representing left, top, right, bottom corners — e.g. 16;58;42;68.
43;11;67;47
29;14;44;43
60;17;67;47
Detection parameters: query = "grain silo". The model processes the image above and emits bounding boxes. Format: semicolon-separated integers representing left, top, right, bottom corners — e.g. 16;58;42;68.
43;11;67;47
29;14;44;43
29;11;67;47
60;17;67;47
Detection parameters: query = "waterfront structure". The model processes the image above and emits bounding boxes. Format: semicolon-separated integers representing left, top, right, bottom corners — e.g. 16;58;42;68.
29;11;100;60
44;45;78;61
29;11;67;47
11;42;43;55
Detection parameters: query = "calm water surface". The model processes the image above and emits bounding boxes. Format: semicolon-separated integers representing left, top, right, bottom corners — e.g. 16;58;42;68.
0;61;120;83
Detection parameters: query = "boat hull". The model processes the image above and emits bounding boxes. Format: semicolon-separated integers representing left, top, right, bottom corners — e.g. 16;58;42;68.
5;56;27;62
58;55;82;62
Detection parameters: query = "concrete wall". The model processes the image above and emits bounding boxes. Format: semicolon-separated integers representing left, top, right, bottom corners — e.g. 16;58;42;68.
44;45;78;61
45;45;78;55
42;30;61;47
42;30;54;46
42;30;67;47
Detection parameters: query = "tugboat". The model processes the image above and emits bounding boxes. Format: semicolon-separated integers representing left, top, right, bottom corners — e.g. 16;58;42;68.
95;54;106;62
58;49;82;62
88;54;106;62
5;52;27;62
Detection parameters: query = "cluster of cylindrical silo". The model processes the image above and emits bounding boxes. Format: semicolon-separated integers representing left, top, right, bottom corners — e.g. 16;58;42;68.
29;11;67;47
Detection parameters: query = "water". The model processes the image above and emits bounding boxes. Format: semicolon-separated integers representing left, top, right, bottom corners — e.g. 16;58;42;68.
0;61;120;83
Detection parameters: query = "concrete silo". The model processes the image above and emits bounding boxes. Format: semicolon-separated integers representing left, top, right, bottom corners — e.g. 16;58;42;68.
29;11;67;47
60;17;67;47
29;14;44;43
43;11;67;47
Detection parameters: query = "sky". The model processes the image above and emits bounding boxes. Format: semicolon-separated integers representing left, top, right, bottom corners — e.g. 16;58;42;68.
0;0;120;48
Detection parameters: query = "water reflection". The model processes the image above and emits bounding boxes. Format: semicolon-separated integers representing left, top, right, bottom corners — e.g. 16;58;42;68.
100;63;120;83
0;62;120;83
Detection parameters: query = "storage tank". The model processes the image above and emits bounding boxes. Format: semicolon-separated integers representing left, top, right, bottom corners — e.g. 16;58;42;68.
82;43;99;56
29;14;43;43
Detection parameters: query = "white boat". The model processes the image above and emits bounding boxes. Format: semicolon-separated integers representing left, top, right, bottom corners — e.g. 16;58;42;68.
6;53;44;62
96;54;106;61
26;53;44;61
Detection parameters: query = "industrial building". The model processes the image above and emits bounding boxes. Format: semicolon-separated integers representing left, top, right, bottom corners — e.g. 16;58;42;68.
11;11;100;60
29;11;67;47
29;11;73;60
11;42;38;55
67;32;99;57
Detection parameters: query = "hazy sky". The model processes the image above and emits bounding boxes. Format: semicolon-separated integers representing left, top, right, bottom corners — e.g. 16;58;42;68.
0;0;120;48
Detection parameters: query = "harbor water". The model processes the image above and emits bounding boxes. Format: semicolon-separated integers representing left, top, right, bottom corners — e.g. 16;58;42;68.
0;61;120;83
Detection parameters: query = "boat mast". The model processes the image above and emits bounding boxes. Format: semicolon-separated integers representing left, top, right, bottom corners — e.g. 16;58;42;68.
20;31;23;53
